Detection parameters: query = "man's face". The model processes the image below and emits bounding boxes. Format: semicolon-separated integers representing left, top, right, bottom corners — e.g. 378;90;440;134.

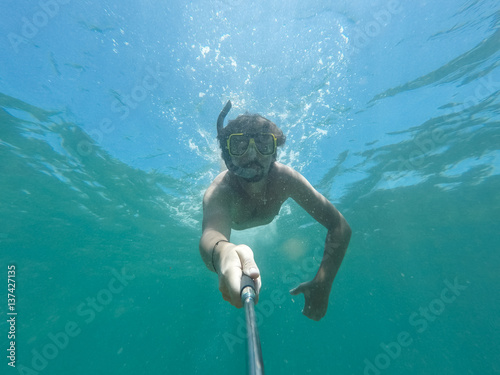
229;136;275;182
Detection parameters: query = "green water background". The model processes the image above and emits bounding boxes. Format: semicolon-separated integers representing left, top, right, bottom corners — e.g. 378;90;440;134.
1;87;498;374
1;1;500;374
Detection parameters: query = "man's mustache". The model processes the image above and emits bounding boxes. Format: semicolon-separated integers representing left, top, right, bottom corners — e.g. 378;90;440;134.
242;161;263;169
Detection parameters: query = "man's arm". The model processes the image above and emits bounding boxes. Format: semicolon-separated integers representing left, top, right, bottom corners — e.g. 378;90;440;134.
199;180;232;272
283;166;352;320
199;177;261;308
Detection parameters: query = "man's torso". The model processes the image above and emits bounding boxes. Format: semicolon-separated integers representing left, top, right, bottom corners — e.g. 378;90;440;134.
219;163;292;230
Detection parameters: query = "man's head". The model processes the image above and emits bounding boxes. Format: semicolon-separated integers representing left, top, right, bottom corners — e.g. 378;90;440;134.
217;112;286;182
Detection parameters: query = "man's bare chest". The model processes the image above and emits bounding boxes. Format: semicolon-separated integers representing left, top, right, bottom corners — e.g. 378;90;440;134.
230;192;286;230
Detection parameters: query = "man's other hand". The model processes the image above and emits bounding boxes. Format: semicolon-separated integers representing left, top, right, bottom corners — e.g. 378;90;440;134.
290;279;331;321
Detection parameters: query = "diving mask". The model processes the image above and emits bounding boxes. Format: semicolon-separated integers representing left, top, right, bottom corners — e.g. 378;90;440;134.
227;133;277;157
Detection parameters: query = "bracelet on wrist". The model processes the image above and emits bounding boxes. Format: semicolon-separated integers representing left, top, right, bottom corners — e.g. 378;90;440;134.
212;239;229;274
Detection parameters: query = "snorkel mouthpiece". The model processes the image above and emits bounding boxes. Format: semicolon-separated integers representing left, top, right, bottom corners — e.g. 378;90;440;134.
217;100;232;136
232;165;259;180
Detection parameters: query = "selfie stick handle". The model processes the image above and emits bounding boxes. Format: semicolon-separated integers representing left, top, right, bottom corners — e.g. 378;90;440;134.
240;274;264;375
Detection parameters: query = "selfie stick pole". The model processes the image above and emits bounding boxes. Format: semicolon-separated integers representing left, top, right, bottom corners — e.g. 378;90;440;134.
240;274;264;375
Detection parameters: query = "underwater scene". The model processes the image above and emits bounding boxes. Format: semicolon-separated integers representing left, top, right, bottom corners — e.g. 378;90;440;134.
1;0;499;374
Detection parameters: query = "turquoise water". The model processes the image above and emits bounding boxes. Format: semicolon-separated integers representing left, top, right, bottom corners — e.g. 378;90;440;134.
1;1;499;374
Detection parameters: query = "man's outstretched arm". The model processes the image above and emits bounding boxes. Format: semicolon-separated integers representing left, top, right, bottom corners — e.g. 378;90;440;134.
199;180;261;308
285;166;352;320
290;216;351;320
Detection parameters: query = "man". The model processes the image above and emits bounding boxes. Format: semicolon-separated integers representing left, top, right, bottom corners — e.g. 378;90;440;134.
199;101;351;321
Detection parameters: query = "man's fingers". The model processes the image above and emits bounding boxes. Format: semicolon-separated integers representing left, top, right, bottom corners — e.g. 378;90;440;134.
218;278;232;303
289;283;305;296
218;244;262;308
234;244;262;300
235;245;260;278
225;267;243;308
304;310;322;322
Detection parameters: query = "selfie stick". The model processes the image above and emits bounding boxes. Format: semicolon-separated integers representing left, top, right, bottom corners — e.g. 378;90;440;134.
240;274;264;375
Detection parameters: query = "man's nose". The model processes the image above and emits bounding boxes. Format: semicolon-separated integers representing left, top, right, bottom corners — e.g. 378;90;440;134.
245;141;258;158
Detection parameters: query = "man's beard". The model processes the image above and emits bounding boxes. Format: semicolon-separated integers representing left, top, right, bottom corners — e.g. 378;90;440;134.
232;162;265;182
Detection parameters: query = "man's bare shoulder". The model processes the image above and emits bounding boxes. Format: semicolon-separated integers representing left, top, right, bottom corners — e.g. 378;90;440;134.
203;171;233;203
272;162;303;183
271;162;314;198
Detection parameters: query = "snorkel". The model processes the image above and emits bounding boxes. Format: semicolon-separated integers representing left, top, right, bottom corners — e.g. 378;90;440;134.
217;100;233;135
217;100;262;181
